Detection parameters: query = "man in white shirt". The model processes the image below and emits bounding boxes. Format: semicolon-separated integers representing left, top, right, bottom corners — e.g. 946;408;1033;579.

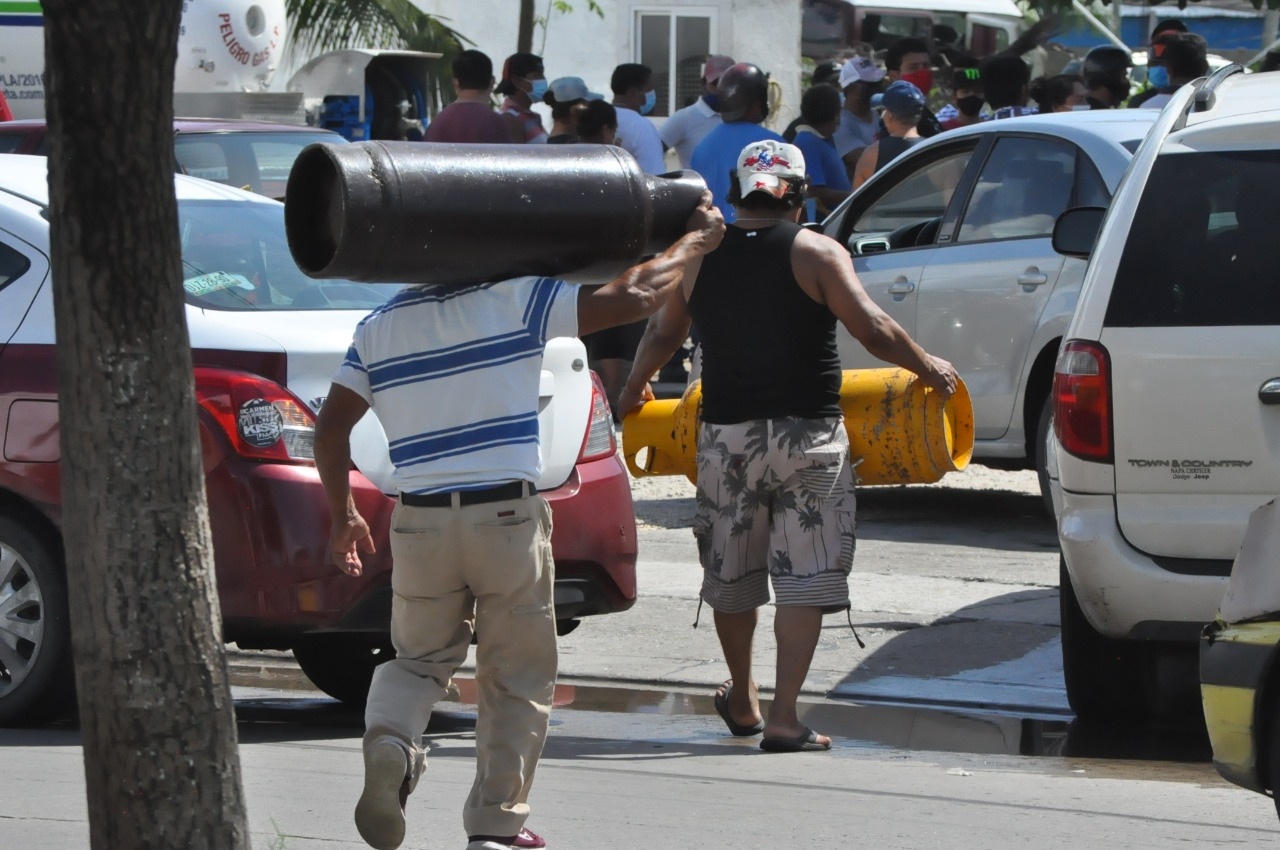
660;54;736;168
610;62;667;174
832;56;885;173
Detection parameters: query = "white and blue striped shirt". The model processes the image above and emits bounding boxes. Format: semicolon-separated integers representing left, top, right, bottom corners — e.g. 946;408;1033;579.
333;277;579;495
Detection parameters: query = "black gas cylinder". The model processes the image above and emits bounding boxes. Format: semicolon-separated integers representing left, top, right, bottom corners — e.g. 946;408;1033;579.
284;141;708;285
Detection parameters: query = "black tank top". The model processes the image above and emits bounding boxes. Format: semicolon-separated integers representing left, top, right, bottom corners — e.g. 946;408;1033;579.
875;135;923;172
687;220;841;424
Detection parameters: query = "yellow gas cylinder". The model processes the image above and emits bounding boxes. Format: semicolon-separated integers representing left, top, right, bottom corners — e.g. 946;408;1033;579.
622;368;973;486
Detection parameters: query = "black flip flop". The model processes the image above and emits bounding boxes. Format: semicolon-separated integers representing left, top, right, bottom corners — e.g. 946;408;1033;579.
759;727;831;752
714;680;765;737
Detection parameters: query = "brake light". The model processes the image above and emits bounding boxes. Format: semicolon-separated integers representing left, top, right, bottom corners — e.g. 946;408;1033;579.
1053;341;1112;463
194;366;316;464
578;372;617;462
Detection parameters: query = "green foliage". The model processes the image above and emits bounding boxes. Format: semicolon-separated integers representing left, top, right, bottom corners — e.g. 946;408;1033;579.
284;0;471;114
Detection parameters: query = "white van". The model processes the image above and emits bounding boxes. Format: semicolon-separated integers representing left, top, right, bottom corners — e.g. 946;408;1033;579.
801;0;1024;60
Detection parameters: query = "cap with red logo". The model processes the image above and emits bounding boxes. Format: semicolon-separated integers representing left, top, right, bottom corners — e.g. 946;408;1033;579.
736;140;806;199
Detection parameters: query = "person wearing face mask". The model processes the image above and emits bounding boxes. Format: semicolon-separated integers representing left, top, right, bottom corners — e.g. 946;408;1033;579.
884;37;943;138
1137;32;1209;109
610;63;667;174
496;52;549;143
1129;19;1187;108
662;54;736;168
831;55;885;176
939;65;987;130
1029;74;1089;113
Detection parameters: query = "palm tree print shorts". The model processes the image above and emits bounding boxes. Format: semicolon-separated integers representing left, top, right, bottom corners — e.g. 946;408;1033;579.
693;416;857;614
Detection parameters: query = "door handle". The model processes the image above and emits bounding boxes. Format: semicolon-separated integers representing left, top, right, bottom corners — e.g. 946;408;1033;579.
1017;268;1050;287
1261;378;1280;405
888;278;915;297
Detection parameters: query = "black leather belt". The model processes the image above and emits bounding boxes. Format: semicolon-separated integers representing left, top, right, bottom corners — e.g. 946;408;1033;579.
400;481;534;508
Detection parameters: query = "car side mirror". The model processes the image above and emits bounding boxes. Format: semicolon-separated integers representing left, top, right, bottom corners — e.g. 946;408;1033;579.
1053;206;1107;259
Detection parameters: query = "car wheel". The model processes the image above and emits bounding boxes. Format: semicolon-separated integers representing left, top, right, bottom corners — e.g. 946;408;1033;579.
1059;556;1154;720
1035;396;1054;517
0;517;75;727
1269;700;1280;823
291;634;396;707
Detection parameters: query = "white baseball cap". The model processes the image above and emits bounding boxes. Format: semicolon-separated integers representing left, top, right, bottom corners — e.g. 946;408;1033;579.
736;140;806;199
838;56;886;89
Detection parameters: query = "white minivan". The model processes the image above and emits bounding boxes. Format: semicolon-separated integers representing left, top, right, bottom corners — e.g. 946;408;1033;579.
1050;66;1280;720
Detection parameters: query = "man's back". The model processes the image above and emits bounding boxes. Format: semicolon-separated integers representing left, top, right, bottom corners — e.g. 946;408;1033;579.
425;101;509;144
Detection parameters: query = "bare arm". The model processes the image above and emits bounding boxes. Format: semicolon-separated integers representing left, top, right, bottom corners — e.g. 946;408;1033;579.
793;229;958;396
576;192;723;336
615;264;699;419
314;382;376;575
851;143;878;191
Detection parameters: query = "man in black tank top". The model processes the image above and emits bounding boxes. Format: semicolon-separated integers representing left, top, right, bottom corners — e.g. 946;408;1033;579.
852;80;925;190
618;140;958;753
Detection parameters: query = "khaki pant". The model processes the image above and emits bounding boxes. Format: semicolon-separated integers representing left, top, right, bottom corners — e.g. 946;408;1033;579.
364;489;557;838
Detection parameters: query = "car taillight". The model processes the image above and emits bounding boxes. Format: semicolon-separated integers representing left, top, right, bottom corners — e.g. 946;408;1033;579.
1053;340;1112;463
194;366;316;464
578;372;617;462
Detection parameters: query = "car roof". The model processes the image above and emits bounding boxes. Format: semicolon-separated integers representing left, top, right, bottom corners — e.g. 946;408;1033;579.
1181;69;1280;128
0;154;283;210
935;109;1160;149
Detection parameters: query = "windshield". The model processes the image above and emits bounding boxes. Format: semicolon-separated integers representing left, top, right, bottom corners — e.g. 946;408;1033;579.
178;200;393;312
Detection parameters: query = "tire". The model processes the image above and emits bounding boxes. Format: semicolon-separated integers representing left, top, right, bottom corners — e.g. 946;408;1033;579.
1269;699;1280;822
291;634;396;707
1059;556;1154;720
0;517;75;727
1034;395;1054;517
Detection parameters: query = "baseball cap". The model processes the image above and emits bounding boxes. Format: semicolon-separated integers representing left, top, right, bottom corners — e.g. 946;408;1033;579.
546;76;604;103
871;80;926;115
736;140;806;199
703;54;736;84
838;56;885;89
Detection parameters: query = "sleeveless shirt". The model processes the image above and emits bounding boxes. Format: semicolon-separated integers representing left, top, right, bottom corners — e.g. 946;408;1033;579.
687;220;841;424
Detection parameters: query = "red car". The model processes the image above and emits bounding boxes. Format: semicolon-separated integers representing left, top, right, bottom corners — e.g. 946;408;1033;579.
0;156;638;725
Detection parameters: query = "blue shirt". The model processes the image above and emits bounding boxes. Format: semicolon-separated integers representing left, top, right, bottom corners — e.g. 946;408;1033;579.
690;121;785;223
792;128;851;194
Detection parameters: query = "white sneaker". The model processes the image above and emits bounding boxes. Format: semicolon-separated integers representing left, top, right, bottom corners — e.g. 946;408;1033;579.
354;739;409;850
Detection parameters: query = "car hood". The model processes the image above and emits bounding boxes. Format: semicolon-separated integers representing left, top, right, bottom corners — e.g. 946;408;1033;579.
187;307;588;494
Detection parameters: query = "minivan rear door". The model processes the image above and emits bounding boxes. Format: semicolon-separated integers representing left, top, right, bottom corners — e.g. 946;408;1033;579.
1104;147;1280;560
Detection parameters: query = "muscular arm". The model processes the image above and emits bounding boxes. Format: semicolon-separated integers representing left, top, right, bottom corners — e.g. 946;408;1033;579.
576;194;723;336
793;229;957;396
851;143;878;191
615;263;699;418
314;383;376;574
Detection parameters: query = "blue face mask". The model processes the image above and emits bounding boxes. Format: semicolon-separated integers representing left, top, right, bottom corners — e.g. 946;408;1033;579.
640;89;657;115
527;78;549;101
703;93;720;111
1147;65;1170;89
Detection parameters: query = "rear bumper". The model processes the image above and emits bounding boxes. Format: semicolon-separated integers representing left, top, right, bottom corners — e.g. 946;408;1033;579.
1058;491;1229;641
211;450;638;645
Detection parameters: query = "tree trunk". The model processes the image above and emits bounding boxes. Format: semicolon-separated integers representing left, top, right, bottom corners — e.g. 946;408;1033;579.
518;0;535;53
41;2;250;847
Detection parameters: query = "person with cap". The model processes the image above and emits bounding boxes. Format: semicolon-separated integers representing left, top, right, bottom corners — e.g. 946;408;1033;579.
938;64;987;130
542;77;604;144
316;188;725;850
791;84;851;219
782;59;843;142
425;50;509;144
1129;18;1188;108
1137;31;1209;110
618;138;958;755
1077;44;1133;109
496;52;549;143
831;55;885;173
661;54;736;168
689;62;784;223
609;63;666;174
851;80;925;190
981;54;1037;119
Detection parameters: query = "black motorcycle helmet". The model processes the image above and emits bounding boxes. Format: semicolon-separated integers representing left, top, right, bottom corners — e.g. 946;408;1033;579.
1082;44;1133;79
717;62;770;122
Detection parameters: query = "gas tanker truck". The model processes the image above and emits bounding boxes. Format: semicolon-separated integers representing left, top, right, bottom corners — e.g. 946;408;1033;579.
0;0;439;140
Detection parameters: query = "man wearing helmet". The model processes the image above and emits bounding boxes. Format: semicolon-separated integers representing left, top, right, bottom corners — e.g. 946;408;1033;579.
618;140;958;754
689;62;785;223
1080;44;1133;108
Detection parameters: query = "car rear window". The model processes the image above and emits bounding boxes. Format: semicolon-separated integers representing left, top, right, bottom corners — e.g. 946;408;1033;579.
175;132;338;200
179;200;393;312
1104;149;1280;327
